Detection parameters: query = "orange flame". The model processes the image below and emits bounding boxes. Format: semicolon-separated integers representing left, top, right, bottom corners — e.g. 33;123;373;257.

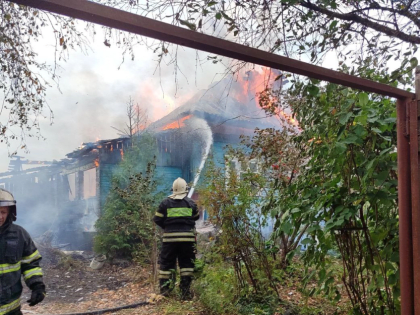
132;123;147;135
234;68;299;128
276;108;299;127
94;159;99;167
161;115;192;131
136;81;195;122
233;67;275;103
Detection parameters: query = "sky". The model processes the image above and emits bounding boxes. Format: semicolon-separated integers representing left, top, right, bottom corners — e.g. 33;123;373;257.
1;5;416;173
0;20;226;173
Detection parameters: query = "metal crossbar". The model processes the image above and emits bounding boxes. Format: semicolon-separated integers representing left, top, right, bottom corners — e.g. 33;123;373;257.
7;0;415;100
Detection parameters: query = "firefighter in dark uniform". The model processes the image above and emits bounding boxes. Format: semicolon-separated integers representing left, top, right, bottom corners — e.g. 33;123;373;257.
153;178;199;300
0;188;46;315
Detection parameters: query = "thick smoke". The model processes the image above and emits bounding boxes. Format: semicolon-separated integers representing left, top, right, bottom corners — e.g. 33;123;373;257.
1;62;279;249
0;31;224;174
13;187;59;239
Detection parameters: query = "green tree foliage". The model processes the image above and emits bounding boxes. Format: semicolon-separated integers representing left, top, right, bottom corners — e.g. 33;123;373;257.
113;132;158;187
94;133;161;260
139;0;418;82
204;57;400;313
199;159;280;299
225;132;309;268
94;163;158;260
251;60;399;314
0;1;87;152
0;1;146;153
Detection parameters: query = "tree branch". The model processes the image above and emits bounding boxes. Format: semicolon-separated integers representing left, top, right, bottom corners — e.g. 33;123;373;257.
300;1;420;44
369;2;420;29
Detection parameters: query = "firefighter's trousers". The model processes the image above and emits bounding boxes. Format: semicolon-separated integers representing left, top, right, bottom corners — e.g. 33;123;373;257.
158;242;195;297
6;307;22;315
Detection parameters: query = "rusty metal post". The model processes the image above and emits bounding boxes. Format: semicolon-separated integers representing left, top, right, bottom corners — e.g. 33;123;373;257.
398;97;414;315
413;66;420;315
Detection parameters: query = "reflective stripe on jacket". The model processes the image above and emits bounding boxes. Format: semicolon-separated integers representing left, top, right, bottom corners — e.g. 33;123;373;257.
153;197;199;242
0;223;44;311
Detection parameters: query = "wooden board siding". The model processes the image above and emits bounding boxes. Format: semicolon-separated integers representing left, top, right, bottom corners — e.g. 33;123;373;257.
155;166;183;194
99;163;118;211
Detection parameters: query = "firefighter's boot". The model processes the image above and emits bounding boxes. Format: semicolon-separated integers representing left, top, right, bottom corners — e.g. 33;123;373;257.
180;276;193;300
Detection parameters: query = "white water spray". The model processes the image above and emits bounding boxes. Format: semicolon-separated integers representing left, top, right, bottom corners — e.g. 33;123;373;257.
187;118;213;198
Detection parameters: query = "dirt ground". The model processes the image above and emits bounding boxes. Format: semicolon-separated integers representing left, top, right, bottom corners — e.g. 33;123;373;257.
17;222;217;315
17;246;349;315
19;248;160;315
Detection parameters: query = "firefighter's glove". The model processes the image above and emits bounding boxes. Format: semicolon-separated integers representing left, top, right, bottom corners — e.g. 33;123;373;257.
27;284;46;306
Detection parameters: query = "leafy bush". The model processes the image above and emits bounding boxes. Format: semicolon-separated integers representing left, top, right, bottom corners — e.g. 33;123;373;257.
193;262;239;314
197;61;400;314
257;61;400;314
199;159;280;298
94;162;160;260
94;133;162;261
194;260;291;315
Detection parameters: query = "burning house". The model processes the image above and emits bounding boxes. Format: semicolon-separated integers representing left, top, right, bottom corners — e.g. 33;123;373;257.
150;69;287;194
56;138;131;248
0;138;131;250
0;68;287;250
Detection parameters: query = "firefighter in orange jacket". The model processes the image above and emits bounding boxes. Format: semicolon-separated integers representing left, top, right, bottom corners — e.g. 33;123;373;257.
0;188;46;315
153;178;199;300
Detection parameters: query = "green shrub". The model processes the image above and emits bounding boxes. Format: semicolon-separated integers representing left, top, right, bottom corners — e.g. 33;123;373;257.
94;162;160;260
193;262;239;314
94;133;163;261
194;261;287;315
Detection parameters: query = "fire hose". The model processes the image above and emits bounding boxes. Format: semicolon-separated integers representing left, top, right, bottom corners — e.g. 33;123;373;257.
56;301;149;315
